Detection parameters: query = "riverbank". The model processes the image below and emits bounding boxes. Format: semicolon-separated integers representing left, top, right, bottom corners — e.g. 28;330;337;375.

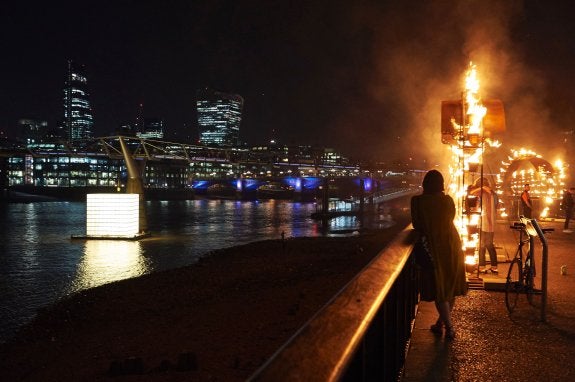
0;216;409;381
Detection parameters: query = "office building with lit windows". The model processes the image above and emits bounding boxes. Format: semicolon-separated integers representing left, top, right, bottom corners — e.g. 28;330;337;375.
63;61;94;142
196;88;243;146
136;117;164;139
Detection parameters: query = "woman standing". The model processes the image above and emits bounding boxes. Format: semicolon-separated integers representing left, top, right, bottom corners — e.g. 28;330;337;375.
520;184;533;218
411;170;467;339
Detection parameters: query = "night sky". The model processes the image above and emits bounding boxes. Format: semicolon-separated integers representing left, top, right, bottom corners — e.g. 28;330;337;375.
2;0;575;162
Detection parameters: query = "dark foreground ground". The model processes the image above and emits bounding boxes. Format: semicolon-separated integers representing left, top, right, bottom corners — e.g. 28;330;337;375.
0;217;409;381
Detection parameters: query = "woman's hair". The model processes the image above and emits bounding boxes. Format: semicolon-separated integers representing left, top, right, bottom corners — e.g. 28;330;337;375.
422;170;444;194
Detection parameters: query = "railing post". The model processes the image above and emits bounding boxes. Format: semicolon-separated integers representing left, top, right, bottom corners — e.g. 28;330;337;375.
531;219;550;322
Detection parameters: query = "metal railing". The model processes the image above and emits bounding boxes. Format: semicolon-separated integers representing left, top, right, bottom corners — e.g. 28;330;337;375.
249;226;419;381
519;217;552;321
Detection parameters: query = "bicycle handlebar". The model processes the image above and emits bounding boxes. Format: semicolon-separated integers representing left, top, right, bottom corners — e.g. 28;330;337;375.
510;222;526;230
509;221;554;235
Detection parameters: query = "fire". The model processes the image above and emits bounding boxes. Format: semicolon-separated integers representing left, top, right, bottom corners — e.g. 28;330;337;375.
441;62;510;272
497;148;566;219
464;65;487;136
446;62;495;264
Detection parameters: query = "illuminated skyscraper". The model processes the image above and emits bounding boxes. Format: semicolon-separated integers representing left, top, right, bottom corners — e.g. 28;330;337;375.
63;61;94;142
196;88;243;146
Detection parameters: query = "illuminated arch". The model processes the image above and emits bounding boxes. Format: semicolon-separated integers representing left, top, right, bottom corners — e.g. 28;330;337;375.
496;149;565;219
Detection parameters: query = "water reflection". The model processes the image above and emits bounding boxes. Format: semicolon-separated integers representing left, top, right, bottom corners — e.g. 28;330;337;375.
21;204;40;270
68;240;148;293
330;216;360;230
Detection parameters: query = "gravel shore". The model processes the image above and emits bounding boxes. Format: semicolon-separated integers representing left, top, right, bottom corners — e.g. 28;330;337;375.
0;216;409;381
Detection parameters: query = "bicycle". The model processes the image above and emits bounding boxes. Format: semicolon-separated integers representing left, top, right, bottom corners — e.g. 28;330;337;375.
505;219;554;313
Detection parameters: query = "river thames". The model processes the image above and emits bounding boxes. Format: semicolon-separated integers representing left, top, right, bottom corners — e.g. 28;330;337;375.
0;198;371;343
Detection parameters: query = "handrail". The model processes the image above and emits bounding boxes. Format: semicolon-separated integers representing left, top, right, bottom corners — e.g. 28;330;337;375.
528;218;552;322
519;217;552;322
248;225;418;381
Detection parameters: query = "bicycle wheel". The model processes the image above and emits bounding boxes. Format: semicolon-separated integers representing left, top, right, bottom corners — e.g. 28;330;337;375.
505;258;521;313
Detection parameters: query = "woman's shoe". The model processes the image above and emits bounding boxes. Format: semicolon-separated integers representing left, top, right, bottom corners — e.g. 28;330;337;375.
430;322;443;335
445;326;456;340
490;267;498;274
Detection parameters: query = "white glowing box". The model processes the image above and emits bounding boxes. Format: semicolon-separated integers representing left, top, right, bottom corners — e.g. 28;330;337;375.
86;194;139;238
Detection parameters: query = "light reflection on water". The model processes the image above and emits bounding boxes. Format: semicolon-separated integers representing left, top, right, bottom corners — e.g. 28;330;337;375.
69;241;147;293
0;198;363;343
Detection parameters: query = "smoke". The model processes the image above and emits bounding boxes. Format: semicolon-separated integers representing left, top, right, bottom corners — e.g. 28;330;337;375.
460;1;563;162
332;0;563;169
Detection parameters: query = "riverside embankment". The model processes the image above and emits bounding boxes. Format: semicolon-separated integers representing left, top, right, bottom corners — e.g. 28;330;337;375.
0;215;410;381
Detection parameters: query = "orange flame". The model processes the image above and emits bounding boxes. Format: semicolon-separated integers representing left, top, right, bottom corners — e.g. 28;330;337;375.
447;62;496;260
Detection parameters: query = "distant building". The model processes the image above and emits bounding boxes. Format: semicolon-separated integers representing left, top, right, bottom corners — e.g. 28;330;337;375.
136;117;164;139
18;119;48;146
196;88;243;146
116;122;137;136
248;143;353;177
63;61;94;142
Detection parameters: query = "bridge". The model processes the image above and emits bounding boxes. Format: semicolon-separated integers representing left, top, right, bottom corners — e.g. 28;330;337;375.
1;135;421;203
0;136;362;176
1;136;424;236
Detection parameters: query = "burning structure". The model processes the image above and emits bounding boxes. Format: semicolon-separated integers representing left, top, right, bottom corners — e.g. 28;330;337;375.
441;63;505;269
440;63;567;271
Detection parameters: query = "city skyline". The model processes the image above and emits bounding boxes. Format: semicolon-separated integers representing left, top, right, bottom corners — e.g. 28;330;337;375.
2;1;575;161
